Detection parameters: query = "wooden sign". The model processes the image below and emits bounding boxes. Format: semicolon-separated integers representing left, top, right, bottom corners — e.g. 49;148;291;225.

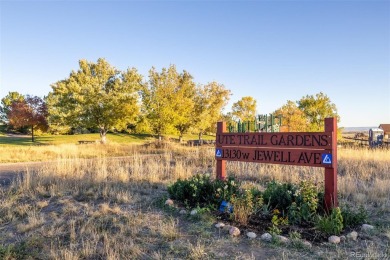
216;147;332;167
215;118;338;210
216;132;332;149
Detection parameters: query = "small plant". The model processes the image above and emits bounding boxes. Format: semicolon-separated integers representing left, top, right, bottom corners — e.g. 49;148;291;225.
262;181;296;213
288;231;304;248
167;174;215;207
288;181;320;224
230;189;263;225
213;175;239;204
168;174;239;208
288;231;301;240
0;242;30;259
268;209;288;235
268;224;282;235
341;205;367;228
262;180;322;224
316;207;344;235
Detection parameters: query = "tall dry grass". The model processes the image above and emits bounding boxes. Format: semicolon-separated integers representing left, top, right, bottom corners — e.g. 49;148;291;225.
227;147;390;211
0;145;214;259
0;143;144;163
0;144;389;259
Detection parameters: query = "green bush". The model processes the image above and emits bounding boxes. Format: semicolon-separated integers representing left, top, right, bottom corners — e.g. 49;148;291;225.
288;181;320;224
213;175;239;204
341;205;367;227
169;177;353;237
0;242;30;259
262;181;296;214
230;189;263;225
167;174;239;208
262;180;322;224
315;207;344;235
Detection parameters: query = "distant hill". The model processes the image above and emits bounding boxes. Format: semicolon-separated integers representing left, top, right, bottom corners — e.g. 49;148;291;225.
342;127;375;133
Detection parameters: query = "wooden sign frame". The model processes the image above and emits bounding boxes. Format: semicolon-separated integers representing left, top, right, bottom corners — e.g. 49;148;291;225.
216;117;338;210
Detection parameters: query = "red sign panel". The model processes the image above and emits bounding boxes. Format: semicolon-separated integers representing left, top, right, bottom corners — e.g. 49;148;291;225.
215;118;338;210
215;147;333;167
216;132;332;149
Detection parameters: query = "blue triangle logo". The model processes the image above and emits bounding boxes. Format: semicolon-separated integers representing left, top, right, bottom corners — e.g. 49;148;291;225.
322;154;332;164
216;148;222;158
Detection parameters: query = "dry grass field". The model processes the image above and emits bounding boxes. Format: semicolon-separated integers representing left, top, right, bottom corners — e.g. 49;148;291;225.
0;143;389;259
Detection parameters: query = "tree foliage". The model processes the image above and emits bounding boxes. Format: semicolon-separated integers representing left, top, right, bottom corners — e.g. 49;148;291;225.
173;70;196;142
142;65;197;141
47;58;143;143
0;91;24;124
1;59;342;142
231;96;257;122
298;92;339;131
142;65;196;140
193;82;231;140
7;96;48;142
274;100;308;132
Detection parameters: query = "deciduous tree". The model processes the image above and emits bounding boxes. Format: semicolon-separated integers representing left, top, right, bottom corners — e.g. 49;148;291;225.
0;91;24;124
142;65;196;141
297;92;339;131
142;65;180;140
7;95;48;142
193;82;231;141
231;96;257;122
47;58;143;143
173;71;196;142
274;100;308;132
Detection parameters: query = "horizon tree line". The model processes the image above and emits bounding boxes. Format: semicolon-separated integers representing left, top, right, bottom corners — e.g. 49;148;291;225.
0;58;339;143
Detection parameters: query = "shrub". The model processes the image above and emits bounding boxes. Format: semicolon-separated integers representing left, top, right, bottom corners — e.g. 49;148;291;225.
167;174;239;208
230;189;263;225
0;242;30;259
168;174;214;207
315;207;344;235
262;181;296;214
341;205;367;227
262;180;322;222
213;175;239;204
288;181;320;224
268;209;288;235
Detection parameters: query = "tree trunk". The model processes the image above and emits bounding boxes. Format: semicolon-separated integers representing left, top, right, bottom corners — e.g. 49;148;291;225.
198;132;203;145
179;133;183;143
31;125;34;142
100;129;107;144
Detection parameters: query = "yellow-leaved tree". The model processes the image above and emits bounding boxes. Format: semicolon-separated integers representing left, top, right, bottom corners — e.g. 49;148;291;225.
274;100;308;132
142;65;196;141
193;82;231;141
231;96;257;122
297;92;339;132
47;58;143;143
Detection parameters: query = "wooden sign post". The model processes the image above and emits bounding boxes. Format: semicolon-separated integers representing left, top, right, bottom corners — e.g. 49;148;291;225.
216;117;338;210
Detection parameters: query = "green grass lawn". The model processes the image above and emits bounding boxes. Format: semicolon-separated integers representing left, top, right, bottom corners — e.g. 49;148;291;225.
0;132;216;146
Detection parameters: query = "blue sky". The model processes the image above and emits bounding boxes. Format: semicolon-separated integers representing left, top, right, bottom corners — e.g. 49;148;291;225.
1;0;389;127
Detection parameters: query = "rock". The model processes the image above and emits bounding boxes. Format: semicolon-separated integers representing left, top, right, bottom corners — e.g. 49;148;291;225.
361;224;374;231
222;225;232;231
302;240;312;248
347;231;358;241
328;235;341;244
246;232;257;239
179;209;187;214
165;199;174;206
260;233;272;242
215;222;225;228
229;226;241;237
276;235;290;244
340;235;346;242
190;209;197;215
